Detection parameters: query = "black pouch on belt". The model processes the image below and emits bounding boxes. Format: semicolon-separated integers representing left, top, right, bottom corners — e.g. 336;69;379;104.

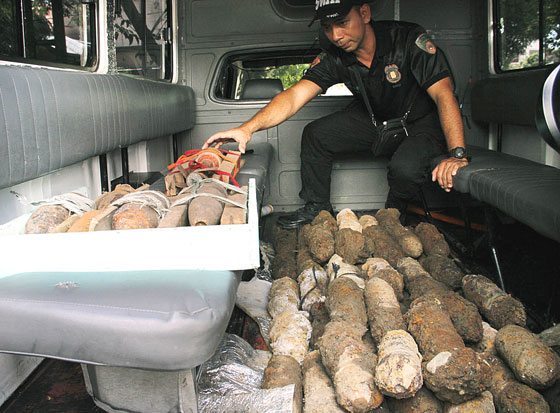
372;117;409;156
350;66;418;157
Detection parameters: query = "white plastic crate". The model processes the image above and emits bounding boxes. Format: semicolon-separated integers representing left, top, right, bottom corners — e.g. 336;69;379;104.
0;179;259;277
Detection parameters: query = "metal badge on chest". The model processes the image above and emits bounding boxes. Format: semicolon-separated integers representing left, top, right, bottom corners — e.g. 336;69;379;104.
384;64;401;84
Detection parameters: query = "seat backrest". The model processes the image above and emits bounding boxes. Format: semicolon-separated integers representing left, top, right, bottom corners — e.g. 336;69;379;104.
240;78;283;99
471;69;549;127
0;65;195;190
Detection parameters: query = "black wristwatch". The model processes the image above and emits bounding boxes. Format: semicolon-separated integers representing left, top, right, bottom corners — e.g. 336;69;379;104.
448;146;468;160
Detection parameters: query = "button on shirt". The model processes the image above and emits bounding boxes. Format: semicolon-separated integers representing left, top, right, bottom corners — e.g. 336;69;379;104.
302;20;452;123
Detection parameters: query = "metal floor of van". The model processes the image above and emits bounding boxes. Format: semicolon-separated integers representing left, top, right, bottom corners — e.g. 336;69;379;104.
1;208;558;413
0;359;102;413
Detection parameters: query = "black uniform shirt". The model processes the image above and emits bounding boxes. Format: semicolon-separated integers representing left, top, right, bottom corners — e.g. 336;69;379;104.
302;20;452;123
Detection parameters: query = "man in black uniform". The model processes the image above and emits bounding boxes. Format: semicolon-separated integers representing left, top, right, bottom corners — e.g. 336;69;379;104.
203;0;469;228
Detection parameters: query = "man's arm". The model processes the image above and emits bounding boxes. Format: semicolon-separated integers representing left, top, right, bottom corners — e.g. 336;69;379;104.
426;77;468;192
202;79;323;153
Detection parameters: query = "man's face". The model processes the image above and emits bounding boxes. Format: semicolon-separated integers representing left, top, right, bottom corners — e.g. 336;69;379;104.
321;6;369;53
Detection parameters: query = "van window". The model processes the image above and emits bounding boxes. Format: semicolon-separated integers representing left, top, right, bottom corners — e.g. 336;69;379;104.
494;0;560;71
0;0;97;68
115;0;172;80
214;50;351;100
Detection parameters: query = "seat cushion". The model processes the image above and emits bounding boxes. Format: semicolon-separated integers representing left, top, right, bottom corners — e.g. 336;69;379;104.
468;165;560;243
0;270;239;370
451;146;538;193
448;146;560;243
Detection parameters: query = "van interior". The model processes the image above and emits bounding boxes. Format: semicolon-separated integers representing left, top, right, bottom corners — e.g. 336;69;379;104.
0;0;559;412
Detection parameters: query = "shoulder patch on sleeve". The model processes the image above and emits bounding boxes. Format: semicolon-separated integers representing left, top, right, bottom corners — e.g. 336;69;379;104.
415;33;437;55
310;52;327;68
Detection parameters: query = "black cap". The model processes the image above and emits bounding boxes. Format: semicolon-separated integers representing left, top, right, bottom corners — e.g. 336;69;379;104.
309;0;367;26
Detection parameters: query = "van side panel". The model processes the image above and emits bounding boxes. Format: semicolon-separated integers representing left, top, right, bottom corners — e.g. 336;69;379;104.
401;0;488;149
471;69;560;166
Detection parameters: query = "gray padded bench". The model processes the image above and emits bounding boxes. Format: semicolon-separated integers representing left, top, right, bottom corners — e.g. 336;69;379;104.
453;146;560;243
0;269;239;412
0;65;273;413
0;65;195;189
450;66;560;244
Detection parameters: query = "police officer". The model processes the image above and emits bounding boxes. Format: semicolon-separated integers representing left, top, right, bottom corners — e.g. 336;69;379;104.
203;0;469;228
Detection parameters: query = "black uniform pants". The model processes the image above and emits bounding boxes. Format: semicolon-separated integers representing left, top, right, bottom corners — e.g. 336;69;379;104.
299;100;447;205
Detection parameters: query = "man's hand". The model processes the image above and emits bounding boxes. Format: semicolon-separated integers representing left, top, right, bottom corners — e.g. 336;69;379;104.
202;127;252;153
202;80;322;153
431;157;468;192
427;78;468;191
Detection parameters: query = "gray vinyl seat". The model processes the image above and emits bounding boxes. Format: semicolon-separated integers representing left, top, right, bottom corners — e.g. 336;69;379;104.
0;267;243;413
0;65;195;190
451;146;560;243
450;66;560;244
0;270;239;370
451;146;540;193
